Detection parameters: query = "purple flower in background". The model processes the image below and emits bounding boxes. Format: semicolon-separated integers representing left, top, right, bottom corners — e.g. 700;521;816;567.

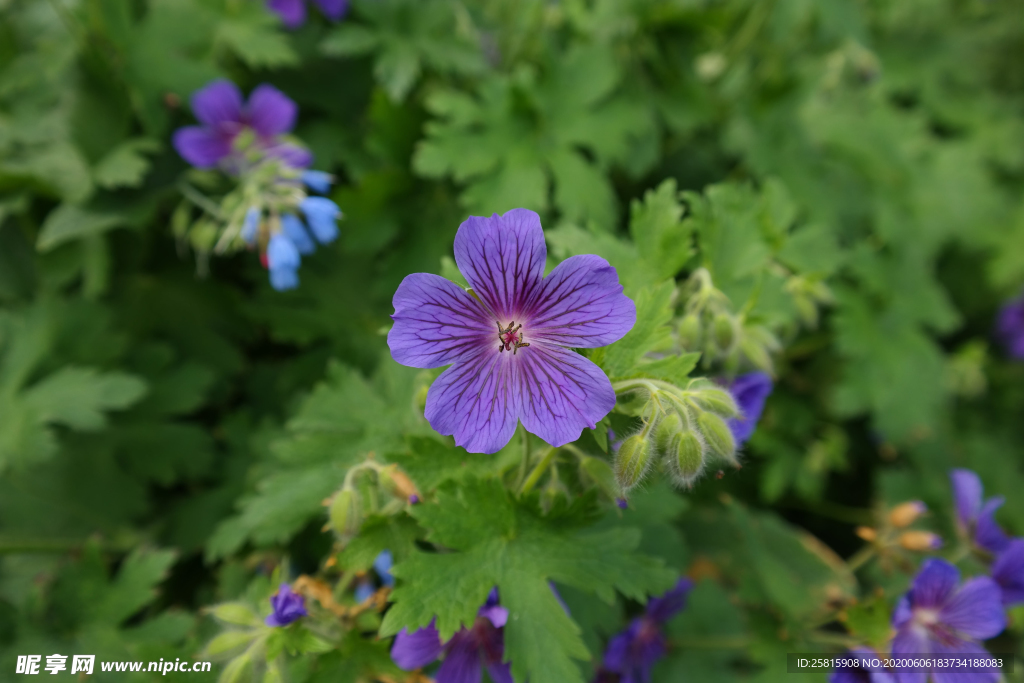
265;583;307;627
391;587;512;683
724;372;773;445
995;296;1024;359
992;539;1024;606
950;469;1010;554
387;209;636;454
828;649;896;683
173;80;311;171
891;559;1004;683
268;0;348;28
602;578;693;683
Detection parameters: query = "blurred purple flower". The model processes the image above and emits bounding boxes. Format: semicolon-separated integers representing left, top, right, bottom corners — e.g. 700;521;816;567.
828;648;896;683
172;80;311;171
268;0;348;28
601;578;693;683
992;539;1024;606
387;209;635;454
391;587;512;683
355;550;396;603
724;372;772;445
950;469;1010;554
995;297;1024;359
265;583;307;627
891;559;1003;683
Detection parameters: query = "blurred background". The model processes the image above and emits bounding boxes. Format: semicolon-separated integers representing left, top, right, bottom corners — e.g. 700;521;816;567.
1;0;1024;680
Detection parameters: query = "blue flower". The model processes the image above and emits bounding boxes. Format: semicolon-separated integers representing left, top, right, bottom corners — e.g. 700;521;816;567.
241;207;261;245
724;372;773;446
267;232;301;291
281;214;316;255
300;197;341;244
950;469;1010;554
354;550;396;603
601;578;693;683
302;170;333;194
265;583;307;627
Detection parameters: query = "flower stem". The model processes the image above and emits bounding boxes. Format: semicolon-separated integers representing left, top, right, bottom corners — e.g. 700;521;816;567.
515;427;531;489
519;447;557;497
845;545;875;572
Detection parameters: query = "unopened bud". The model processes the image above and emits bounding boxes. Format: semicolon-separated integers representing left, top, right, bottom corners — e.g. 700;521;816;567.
672;431;706;486
379;465;420;501
855;526;877;542
888;501;927;528
579;456;622;502
712;313;735;351
678;314;703;350
740;336;774;374
898;531;943;552
689;387;739;418
696;411;736;462
614;435;651;490
329;489;361;539
655;412;684;452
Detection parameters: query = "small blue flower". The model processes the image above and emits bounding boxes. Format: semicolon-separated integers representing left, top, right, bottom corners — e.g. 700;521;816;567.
241;207;261;245
265;583;307;627
281;213;316;255
374;550;395;588
302;170;333;194
267;232;301;291
300;197;341;244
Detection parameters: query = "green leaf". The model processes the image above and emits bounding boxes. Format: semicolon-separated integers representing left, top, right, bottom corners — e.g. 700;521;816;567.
601;281;676;380
36;204;130;252
92;138;160;189
629;179;693;281
216;5;298;68
93;547;177;625
22;366;147;431
381;478;677;683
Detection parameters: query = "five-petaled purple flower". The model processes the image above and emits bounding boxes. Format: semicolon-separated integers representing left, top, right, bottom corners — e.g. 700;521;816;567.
387;209;636;454
725;372;773;445
265;583;308;627
995;296;1024;359
828;648;896;683
891;559;1004;683
391;587;511;683
268;0;348;28
173;80;311;172
950;469;1010;554
601;578;693;683
992;538;1024;606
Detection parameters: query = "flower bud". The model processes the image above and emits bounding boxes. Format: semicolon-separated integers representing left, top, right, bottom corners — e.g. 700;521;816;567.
888;501;927;528
654;412;684;452
579;456;622;502
678;314;703;350
329;488;361;539
379;464;420;501
689;387;739;418
671;431;706;486
696;411;736;462
614;435;651;490
855;526;877;542
712;312;735;351
898;531;943;552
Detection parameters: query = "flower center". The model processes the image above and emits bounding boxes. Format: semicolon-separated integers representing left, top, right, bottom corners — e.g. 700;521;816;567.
497;320;531;354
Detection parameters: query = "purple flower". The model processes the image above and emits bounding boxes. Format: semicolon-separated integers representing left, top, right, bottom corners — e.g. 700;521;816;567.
602;578;693;683
265;583;307;627
950;469;1010;554
268;0;348;28
172;80;311;172
387;209;636;454
996;297;1024;359
992;539;1024;606
828;649;896;683
391;587;512;683
724;372;773;445
891;559;1004;683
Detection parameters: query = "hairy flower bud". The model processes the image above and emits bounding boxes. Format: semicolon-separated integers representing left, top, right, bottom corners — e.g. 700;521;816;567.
898;531;943;552
671;431;706;486
329;489;361;539
654;412;684;452
696;411;736;463
712;312;735;351
888;501;927;528
678;314;703;351
614;435;651;491
689;387;739;418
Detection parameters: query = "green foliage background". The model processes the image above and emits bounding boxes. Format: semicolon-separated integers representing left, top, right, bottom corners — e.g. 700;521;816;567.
2;0;1024;681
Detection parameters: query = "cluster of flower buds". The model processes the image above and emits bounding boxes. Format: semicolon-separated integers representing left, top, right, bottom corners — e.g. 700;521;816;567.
610;378;742;491
325;458;420;541
676;268;781;374
855;500;942;567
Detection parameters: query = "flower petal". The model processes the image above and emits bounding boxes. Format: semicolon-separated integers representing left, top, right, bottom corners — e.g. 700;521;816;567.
524;254;635;348
909;559;960;610
191;79;244;128
930;640;1000;683
267;233;301;271
265;141;313;169
516;344;616;448
388;273;493;369
726;372;774;445
424;347;519;454
436;633;482;683
939;576;1005;639
891;626;929;683
479;604;508;629
992;539;1024;606
269;267;299;291
645;577;693;623
485;662;514;683
248;84;298;137
300;196;341;244
975;496;1010;553
949;469;982;531
453;209;547;321
312;0;348;20
172;127;232;168
281;214;316;255
391;622;444;670
267;0;307;28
